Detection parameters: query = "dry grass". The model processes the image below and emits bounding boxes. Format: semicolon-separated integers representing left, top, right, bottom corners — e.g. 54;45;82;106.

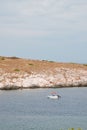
0;56;87;74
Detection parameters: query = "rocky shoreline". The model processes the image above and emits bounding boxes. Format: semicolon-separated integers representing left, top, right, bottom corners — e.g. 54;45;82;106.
0;57;87;90
0;67;87;90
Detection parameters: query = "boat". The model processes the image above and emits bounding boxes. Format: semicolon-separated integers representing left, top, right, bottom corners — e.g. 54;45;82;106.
47;92;61;99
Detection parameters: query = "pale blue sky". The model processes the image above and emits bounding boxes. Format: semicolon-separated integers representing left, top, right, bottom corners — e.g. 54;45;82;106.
0;0;87;63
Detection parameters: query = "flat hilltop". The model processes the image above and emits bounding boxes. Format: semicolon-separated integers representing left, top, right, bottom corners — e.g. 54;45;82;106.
0;56;87;90
0;56;87;73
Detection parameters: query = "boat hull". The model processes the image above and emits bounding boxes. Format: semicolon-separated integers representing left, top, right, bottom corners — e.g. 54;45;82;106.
47;95;59;99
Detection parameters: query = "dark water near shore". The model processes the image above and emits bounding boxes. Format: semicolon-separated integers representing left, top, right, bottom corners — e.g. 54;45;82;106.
0;87;87;130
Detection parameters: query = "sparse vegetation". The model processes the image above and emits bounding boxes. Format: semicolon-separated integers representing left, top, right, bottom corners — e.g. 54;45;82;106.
68;128;74;130
83;64;87;66
77;128;82;130
8;56;20;59
28;63;34;66
48;60;54;63
0;56;87;89
14;69;20;72
0;56;5;60
0;56;87;74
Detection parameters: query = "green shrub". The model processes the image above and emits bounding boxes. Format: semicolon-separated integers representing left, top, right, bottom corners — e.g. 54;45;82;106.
71;128;74;130
68;128;74;130
14;69;20;72
28;63;33;66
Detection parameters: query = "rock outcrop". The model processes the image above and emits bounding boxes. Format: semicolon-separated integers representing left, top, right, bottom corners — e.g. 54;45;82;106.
0;56;87;90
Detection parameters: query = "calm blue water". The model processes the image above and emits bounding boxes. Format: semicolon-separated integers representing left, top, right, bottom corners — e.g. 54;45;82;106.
0;87;87;130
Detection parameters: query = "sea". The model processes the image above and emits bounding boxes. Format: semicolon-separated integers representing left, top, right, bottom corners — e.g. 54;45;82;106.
0;87;87;130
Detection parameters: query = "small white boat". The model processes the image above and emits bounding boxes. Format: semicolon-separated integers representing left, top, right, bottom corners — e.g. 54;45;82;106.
47;95;61;99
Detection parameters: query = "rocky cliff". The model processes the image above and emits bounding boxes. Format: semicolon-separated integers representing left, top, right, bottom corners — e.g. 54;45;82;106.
0;56;87;90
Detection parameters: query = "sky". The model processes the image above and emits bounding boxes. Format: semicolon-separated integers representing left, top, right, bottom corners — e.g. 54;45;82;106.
0;0;87;63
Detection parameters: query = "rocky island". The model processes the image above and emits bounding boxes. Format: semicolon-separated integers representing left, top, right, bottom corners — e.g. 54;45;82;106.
0;56;87;90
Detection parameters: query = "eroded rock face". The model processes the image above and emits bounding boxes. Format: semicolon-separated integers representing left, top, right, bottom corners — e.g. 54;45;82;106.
0;67;87;90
